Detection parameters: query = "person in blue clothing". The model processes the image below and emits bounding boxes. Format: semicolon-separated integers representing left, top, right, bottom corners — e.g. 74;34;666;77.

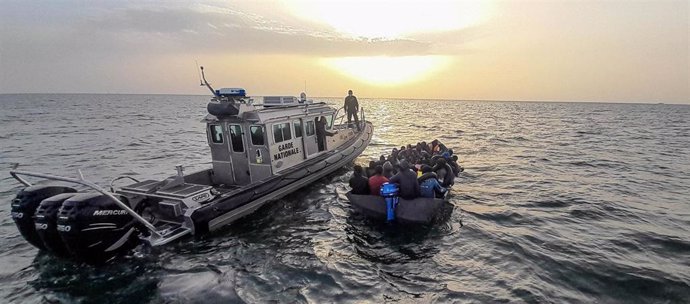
418;165;447;198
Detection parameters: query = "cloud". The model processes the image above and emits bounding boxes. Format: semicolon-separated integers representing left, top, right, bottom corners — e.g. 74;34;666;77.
76;5;432;57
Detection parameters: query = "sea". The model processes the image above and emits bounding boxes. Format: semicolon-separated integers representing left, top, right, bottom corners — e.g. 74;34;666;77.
0;94;688;303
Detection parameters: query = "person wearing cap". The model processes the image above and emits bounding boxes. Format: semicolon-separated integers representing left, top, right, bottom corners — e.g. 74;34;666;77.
389;160;420;200
418;165;447;198
344;90;360;131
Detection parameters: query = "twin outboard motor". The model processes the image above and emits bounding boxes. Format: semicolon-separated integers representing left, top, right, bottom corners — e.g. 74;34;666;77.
11;186;141;263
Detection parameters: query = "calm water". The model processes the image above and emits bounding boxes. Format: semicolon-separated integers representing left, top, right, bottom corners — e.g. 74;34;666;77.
0;94;688;303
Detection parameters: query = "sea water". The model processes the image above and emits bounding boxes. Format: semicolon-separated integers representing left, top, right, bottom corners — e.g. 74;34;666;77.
0;94;688;303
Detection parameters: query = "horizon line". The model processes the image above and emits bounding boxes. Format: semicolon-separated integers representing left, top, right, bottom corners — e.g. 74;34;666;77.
0;92;686;105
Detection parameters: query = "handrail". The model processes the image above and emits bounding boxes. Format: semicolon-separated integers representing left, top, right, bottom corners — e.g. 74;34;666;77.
334;105;366;130
109;176;141;192
333;106;346;126
9;169;162;237
360;107;366;129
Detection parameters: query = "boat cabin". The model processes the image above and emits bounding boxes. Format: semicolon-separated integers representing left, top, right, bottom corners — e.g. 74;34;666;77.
203;93;356;187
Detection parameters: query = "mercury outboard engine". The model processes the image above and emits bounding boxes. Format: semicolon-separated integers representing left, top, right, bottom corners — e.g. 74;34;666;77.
11;185;77;250
380;182;400;222
57;193;141;263
35;192;78;257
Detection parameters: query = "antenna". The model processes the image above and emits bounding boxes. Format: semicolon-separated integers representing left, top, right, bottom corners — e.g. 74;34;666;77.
199;66;219;97
195;60;203;86
304;80;307;93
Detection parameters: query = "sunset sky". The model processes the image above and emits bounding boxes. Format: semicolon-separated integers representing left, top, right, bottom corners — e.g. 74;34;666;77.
0;0;688;103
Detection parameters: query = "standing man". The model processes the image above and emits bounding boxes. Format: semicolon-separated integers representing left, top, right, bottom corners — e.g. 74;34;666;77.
315;116;336;152
344;90;360;131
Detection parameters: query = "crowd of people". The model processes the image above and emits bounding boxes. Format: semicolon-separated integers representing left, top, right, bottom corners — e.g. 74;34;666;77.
349;139;464;200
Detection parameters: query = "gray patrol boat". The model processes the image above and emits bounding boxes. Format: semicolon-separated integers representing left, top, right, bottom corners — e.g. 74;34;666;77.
9;67;373;263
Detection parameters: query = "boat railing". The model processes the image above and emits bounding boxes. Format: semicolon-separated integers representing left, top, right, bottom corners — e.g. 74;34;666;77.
334;106;346;126
333;106;366;131
10;165;164;239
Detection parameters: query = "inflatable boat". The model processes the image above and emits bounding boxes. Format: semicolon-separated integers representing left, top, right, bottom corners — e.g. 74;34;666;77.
345;190;453;224
9;67;373;263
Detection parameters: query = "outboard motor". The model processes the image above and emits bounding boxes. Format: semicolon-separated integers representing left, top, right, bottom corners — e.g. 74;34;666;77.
57;193;141;263
35;192;78;257
10;185;77;250
380;183;400;222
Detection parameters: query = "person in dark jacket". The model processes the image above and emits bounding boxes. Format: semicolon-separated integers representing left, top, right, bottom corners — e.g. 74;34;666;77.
377;155;387;166
344;90;360;131
418;165;446;198
366;161;377;177
433;158;455;188
449;155;463;176
389;160;420;199
349;165;370;195
382;161;394;179
315;116;336;151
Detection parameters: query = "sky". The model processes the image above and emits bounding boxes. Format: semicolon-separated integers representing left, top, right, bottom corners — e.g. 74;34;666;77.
0;0;688;103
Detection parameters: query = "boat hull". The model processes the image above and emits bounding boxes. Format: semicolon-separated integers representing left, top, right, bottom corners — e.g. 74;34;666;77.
346;191;453;224
190;122;374;234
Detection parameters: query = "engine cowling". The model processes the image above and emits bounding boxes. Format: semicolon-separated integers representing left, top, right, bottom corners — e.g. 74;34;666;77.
10;185;77;250
57;193;142;263
35;192;78;257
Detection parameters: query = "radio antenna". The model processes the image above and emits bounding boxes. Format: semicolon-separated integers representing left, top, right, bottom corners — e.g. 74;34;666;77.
199;66;219;97
195;60;203;86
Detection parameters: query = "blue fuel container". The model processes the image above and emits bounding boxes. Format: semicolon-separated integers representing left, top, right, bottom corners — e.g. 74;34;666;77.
380;183;399;221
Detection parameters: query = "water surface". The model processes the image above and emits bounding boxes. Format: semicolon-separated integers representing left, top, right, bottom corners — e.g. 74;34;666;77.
0;94;688;303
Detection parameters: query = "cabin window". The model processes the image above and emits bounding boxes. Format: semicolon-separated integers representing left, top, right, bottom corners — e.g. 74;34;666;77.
325;115;334;130
306;121;315;136
272;122;292;143
210;124;223;144
293;120;302;138
250;126;265;146
229;124;244;152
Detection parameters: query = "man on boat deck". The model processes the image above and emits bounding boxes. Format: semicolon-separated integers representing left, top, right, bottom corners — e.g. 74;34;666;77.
315;116;336;152
344;90;361;131
349;165;370;195
389;160;420;200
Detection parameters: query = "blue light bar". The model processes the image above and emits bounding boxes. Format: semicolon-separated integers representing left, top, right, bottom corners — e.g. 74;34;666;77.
216;88;246;97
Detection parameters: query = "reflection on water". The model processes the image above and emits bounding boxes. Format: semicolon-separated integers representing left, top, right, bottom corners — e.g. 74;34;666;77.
0;94;689;303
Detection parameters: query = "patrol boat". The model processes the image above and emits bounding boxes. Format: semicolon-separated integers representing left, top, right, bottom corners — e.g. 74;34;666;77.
9;67;373;263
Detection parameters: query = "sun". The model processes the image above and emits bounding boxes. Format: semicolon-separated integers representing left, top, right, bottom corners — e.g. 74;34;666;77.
322;56;451;86
286;1;488;85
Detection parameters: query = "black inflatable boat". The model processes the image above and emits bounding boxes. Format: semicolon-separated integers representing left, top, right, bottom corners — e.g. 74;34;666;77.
345;192;453;224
